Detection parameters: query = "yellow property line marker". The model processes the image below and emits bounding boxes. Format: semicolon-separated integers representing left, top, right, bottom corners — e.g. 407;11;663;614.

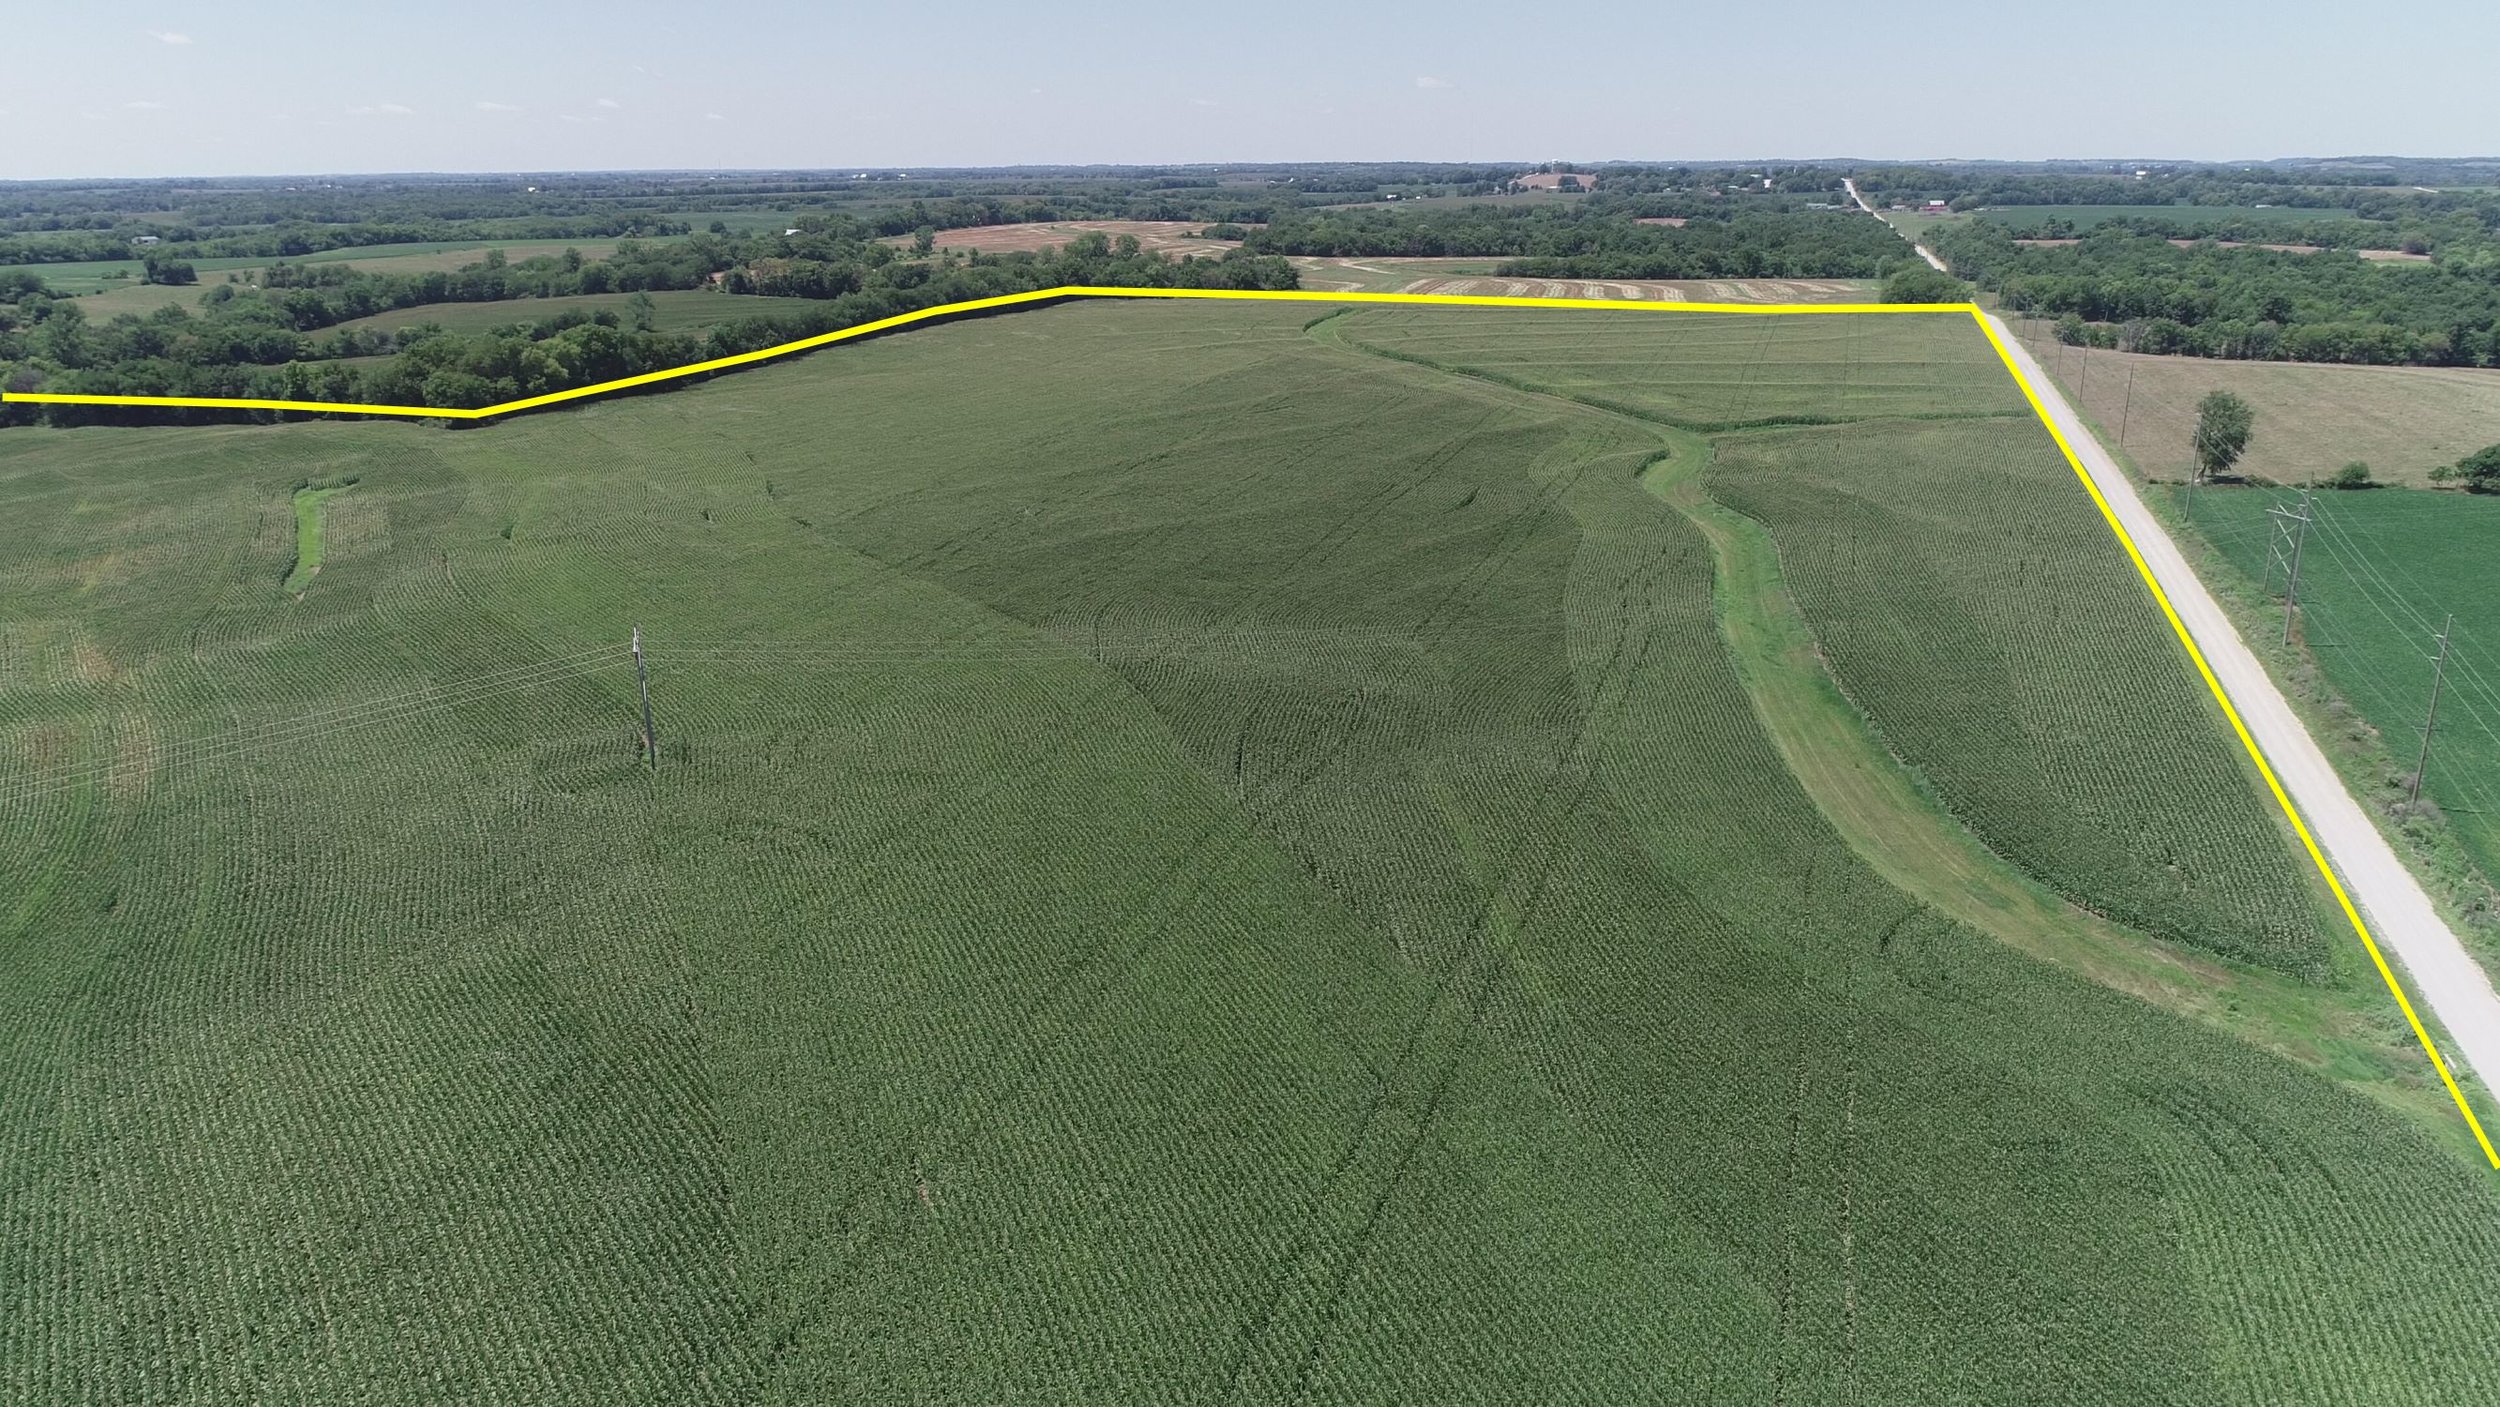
2;285;1943;421
11;284;2492;1164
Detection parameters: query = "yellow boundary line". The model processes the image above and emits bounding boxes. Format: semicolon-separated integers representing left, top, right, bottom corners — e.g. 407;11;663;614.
3;285;1936;421
9;284;2492;1163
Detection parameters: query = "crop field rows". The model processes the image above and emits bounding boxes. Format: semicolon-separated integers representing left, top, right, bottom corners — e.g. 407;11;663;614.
1324;308;2024;427
3;300;2497;1402
2186;486;2500;898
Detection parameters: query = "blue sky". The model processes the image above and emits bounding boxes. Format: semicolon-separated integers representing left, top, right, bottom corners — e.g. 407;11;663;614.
9;0;2496;178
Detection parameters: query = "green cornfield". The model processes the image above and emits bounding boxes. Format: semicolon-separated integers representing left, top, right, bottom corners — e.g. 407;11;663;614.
2;300;2494;1403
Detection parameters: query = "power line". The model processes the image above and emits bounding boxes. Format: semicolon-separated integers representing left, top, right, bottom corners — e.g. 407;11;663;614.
2413;615;2453;810
2266;488;2314;644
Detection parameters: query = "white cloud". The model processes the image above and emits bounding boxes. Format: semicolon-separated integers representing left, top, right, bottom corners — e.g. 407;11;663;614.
349;103;415;117
1414;75;1452;89
595;97;620;109
126;100;170;111
146;30;191;45
1191;98;1218;107
475;100;521;112
704;111;726;121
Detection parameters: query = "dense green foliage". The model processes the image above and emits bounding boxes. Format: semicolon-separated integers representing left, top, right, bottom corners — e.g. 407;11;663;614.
1932;223;2500;365
4;301;2493;1401
1880;265;1965;303
2194;390;2256;481
2432;442;2500;492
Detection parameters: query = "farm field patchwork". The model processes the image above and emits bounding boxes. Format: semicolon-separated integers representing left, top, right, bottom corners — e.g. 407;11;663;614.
2;300;2496;1402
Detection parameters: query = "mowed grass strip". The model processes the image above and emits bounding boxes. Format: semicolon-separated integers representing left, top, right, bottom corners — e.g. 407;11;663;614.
1708;416;2340;978
1;300;2495;1403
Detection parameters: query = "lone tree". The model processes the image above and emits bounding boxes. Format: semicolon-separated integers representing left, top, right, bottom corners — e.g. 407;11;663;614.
2329;460;2375;490
2192;390;2255;483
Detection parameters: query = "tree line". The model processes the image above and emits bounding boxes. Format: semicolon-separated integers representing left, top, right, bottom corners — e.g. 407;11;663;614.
1935;223;2500;366
0;233;1295;425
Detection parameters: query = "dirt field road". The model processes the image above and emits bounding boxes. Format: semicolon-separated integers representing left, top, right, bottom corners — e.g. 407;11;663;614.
1844;178;1950;272
1991;313;2500;1115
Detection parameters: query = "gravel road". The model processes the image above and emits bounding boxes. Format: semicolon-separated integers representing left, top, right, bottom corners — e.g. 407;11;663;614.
1989;314;2500;1116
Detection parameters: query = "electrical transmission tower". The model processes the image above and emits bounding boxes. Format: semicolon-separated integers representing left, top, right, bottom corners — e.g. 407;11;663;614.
2265;490;2314;645
2411;615;2454;809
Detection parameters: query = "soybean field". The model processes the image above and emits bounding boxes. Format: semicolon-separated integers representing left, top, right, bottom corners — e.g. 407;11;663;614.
2187;484;2500;902
2;299;2495;1404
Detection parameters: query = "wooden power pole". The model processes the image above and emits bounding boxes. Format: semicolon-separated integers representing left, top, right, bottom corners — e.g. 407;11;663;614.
632;624;657;768
2411;615;2453;808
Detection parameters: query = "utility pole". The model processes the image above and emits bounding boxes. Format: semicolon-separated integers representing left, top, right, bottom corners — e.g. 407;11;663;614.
632;624;657;768
2117;365;2136;450
2267;490;2314;645
2410;614;2453;808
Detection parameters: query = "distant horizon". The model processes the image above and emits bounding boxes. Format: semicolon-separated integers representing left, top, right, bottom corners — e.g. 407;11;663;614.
13;0;2498;182
8;154;2498;185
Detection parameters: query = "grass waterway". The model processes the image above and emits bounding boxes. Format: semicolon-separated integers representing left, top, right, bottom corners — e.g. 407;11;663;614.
283;482;352;593
1310;308;2470;1150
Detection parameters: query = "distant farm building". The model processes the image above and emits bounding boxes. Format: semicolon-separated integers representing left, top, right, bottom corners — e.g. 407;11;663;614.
1922;200;1949;213
129;235;160;246
1513;171;1597;193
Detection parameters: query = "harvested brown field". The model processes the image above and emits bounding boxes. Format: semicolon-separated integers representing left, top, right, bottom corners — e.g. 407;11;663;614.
2358;248;2435;262
1285;256;1868;303
901;221;1242;256
1394;275;1869;303
2010;320;2500;487
1635;216;1689;227
2164;239;2326;254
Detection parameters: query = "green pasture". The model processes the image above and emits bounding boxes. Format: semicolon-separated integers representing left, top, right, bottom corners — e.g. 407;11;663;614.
2188;486;2500;891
